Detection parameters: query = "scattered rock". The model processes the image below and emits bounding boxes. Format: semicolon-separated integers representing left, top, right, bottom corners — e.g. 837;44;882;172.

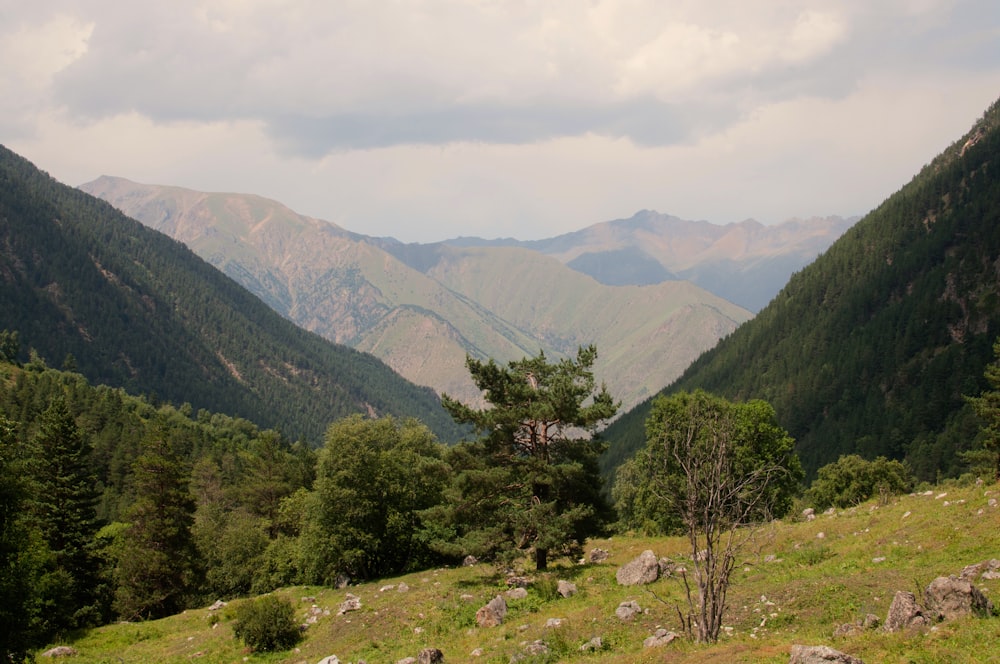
396;658;416;664
589;548;610;563
507;575;531;588
616;550;660;585
460;593;476;602
470;648;484;657
334;574;350;589
462;555;478;566
884;591;930;632
523;640;549;656
924;576;994;620
505;587;528;600
337;593;362;615
643;628;678;648
317;656;340;664
475;595;507;627
580;636;603;652
40;646;78;658
960;559;1000;581
802;508;816;521
615;600;642;621
397;582;410;593
417;647;444;663
557;580;577;598
208;599;227;611
379;584;396;592
789;644;864;664
833;614;880;637
545;617;564;628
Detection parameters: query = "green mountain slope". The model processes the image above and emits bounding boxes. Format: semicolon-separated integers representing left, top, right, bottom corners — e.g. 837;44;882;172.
0;145;462;443
602;97;1000;482
81;178;752;412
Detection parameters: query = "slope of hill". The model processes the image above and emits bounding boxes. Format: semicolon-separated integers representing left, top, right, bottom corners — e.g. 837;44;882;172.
37;479;1000;663
0;145;462;444
420;211;854;312
601;97;1000;482
81;178;752;411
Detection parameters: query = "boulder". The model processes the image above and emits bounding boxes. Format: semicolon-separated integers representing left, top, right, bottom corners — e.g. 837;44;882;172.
40;647;78;658
417;648;445;663
505;587;528;600
337;593;362;615
580;636;603;652
316;657;340;664
589;548;610;563
884;591;930;632
475;595;507;627
615;600;642;621
643;628;678;648
924;576;994;620
557;580;577;598
789;644;864;663
616;550;660;585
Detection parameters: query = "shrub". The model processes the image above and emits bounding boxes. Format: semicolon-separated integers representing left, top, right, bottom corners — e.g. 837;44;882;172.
806;454;913;509
232;595;300;652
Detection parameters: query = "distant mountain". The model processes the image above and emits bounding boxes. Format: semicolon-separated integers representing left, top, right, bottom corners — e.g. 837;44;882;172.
80;179;753;412
0;145;462;444
399;211;854;312
600;97;1000;483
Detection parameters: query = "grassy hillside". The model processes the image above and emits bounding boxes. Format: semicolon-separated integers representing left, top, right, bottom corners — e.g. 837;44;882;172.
41;478;1000;663
0;146;462;444
601;97;1000;483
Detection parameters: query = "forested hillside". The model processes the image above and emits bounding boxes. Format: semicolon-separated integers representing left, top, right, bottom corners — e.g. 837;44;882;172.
0;145;461;443
602;97;1000;483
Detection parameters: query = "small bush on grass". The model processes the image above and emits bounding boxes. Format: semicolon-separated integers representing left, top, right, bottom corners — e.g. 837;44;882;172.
232;595;300;652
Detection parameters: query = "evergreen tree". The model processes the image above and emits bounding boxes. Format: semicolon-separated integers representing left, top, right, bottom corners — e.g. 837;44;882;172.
436;346;619;570
968;337;1000;480
114;430;198;620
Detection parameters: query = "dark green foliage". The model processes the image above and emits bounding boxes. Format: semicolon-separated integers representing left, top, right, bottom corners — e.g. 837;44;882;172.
232;595;300;652
113;432;198;621
0;145;463;444
602;97;1000;484
433;346;619;570
966;337;1000;480
806;454;913;510
301;415;450;583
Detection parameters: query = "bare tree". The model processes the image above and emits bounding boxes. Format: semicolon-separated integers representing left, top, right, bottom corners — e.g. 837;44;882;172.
626;390;801;642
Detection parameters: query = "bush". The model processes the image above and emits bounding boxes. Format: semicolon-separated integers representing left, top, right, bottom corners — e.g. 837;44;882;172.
806;454;913;509
232;595;300;652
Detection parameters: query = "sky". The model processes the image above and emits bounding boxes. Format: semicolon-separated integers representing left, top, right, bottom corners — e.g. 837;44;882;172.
3;1;1000;243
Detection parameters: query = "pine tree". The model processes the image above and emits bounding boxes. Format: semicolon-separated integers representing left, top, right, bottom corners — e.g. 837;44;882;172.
114;429;198;620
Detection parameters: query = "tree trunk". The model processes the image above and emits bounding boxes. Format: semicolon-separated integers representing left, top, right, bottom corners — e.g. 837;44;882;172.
535;547;548;570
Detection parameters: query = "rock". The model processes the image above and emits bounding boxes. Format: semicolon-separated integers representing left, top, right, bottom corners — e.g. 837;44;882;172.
317;657;340;664
884;591;930;632
862;613;880;630
334;574;350;589
523;640;549;655
789;644;864;663
959;558;1000;581
507;575;531;588
475;595;507;627
460;593;475;601
462;555;478;566
545;617;564;628
615;600;642;621
397;582;410;593
557;580;577;598
208;599;227;611
924;576;994;620
40;647;78;658
643;628;678;648
580;636;603;652
589;548;610;563
833;614;880;637
616;549;660;585
802;508;816;520
505;587;528;600
337;593;362;615
417;647;445;663
396;658;416;664
470;648;483;657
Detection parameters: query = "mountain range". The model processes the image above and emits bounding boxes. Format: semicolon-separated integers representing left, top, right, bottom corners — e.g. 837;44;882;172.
79;180;848;410
0;145;462;444
601;96;1000;483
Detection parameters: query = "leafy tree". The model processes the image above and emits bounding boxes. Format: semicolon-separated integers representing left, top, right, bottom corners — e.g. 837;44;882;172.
967;337;1000;480
301;415;450;583
436;346;619;570
113;431;198;620
0;329;19;363
232;595;300;652
623;390;801;642
806;454;913;509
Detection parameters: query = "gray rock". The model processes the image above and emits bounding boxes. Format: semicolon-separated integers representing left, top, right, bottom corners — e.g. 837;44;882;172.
615;600;642;621
789;644;864;663
523;640;548;655
475;595;507;627
589;548;610;563
643;628;678;648
580;636;603;652
337;593;361;615
316;657;340;664
505;587;528;600
557;580;577;598
884;591;930;632
462;555;478;566
924;576;994;620
396;658;416;664
616;549;660;585
417;647;444;663
40;647;78;658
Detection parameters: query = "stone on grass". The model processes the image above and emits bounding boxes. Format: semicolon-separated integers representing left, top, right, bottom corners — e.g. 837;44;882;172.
476;595;507;627
589;548;610;563
557;580;577;598
924;576;994;620
615;600;642;621
884;591;930;632
580;636;603;652
506;587;528;600
40;647;78;658
616;550;660;585
643;628;678;648
337;593;361;615
417;647;444;663
789;644;864;664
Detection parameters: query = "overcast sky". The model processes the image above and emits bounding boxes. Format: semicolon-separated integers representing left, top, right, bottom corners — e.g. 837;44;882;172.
3;1;999;242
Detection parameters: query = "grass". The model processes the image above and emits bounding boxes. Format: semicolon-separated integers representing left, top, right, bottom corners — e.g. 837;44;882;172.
39;479;1000;663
